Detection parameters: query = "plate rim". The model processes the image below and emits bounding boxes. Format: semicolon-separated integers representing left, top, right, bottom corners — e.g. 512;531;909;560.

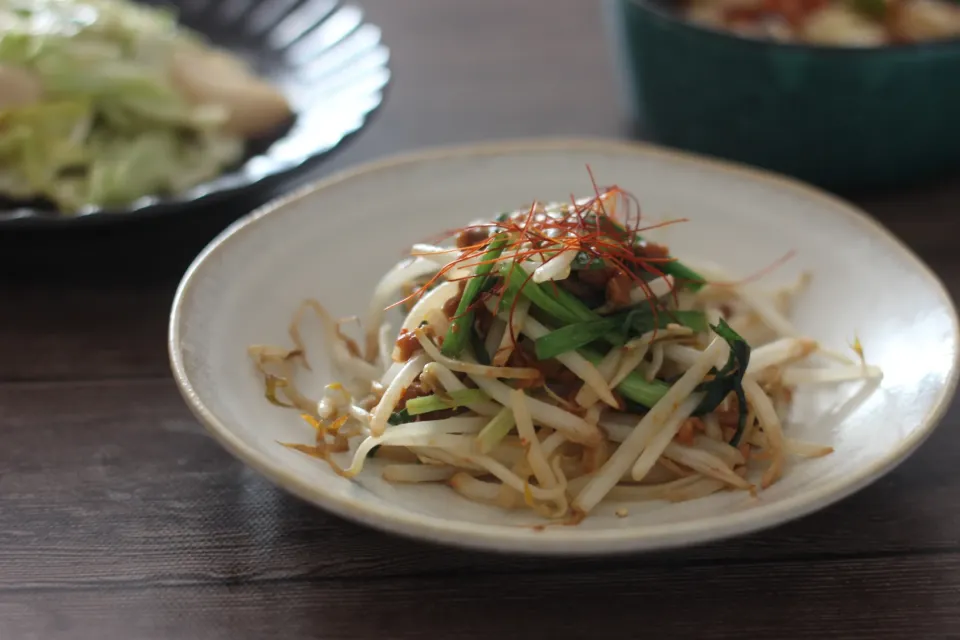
168;136;960;554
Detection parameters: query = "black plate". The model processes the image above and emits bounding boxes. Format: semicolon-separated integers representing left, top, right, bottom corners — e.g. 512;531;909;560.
0;0;389;226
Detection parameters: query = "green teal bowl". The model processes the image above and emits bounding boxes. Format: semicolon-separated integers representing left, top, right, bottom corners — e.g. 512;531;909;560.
606;0;960;189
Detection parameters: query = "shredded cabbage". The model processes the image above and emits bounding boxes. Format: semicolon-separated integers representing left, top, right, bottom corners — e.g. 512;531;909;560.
0;0;264;212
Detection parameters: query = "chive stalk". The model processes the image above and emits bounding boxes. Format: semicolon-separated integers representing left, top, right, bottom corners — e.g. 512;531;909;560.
474;407;516;454
533;309;707;360
580;348;671;407
441;234;508;357
405;389;490;416
499;261;594;325
503;263;705;357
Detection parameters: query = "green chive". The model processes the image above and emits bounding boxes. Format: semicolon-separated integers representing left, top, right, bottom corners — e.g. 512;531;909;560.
580;348;671;408
405;389;489;416
850;0;886;18
387;409;413;426
694;319;751;445
533;309;708;360
475;407;516;454
534;318;621;360
441;234;509;358
470;323;491;365
499;261;595;326
570;251;606;271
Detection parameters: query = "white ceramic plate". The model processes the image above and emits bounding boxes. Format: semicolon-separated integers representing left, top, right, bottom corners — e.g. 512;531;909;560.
169;138;960;554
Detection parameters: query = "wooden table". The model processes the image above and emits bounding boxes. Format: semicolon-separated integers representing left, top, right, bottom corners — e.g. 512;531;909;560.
3;1;960;638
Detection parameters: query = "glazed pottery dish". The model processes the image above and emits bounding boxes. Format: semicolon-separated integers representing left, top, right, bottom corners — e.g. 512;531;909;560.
604;0;960;189
0;0;389;223
169;139;959;554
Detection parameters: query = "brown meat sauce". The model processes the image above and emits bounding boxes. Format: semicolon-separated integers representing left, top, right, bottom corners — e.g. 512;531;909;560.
393;328;423;362
635;239;670;261
558;239;672;307
456;227;491;249
441;280;468;319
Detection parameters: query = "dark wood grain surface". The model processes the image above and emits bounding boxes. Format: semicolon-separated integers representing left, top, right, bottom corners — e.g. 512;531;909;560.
2;1;960;638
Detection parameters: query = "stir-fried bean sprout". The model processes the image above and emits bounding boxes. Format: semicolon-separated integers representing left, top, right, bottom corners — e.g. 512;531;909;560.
249;178;882;523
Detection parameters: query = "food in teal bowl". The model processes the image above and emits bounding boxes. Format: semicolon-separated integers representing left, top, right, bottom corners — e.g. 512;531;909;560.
605;0;960;188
